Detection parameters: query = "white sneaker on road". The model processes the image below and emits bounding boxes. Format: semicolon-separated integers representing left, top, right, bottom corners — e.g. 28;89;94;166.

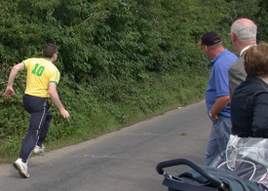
33;144;45;155
13;158;30;178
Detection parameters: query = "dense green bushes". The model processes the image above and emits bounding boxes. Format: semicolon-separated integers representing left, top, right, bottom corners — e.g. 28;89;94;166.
0;0;267;161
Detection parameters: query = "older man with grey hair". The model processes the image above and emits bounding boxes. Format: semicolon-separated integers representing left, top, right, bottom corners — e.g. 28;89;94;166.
229;18;257;95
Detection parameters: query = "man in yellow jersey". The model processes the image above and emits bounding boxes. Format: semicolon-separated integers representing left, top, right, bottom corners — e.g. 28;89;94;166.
4;43;70;178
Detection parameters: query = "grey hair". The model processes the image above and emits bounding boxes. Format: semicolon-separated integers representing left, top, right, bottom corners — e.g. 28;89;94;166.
231;19;257;41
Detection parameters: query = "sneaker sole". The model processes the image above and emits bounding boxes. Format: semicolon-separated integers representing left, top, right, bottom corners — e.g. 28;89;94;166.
13;162;29;178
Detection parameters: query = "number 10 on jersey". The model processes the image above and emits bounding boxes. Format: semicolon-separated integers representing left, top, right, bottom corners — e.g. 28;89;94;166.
32;64;45;77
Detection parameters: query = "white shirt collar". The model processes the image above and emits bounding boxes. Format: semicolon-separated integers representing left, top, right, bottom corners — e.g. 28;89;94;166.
240;45;256;56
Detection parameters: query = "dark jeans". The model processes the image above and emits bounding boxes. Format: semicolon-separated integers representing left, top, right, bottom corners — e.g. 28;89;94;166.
20;95;52;162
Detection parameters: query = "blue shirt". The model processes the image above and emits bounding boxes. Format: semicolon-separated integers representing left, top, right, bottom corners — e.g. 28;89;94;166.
205;49;238;118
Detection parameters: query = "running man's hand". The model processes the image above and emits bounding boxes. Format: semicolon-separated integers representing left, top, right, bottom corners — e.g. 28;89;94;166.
60;108;70;119
4;63;24;99
3;85;15;98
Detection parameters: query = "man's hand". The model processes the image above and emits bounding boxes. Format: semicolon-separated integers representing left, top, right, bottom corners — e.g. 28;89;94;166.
3;85;15;98
209;96;230;121
209;111;218;121
3;62;24;100
60;108;70;119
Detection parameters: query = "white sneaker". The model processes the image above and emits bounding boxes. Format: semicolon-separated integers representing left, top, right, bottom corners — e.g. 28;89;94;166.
33;144;45;155
13;158;30;178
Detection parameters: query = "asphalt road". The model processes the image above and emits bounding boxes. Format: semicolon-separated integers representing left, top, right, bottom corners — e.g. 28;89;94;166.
0;101;210;191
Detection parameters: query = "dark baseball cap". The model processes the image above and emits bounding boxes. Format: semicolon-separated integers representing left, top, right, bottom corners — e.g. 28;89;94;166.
200;32;222;46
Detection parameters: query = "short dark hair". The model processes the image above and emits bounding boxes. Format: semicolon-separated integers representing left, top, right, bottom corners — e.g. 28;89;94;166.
244;43;268;77
43;43;57;58
200;32;222;46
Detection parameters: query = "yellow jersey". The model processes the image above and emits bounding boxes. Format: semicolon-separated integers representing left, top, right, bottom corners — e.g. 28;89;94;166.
23;58;60;98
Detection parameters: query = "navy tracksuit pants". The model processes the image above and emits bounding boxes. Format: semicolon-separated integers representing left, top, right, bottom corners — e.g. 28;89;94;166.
20;95;52;162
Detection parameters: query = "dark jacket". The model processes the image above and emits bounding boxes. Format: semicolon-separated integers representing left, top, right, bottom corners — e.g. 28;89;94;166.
231;77;268;138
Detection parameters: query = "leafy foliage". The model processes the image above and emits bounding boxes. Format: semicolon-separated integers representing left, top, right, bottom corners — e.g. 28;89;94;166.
0;0;268;161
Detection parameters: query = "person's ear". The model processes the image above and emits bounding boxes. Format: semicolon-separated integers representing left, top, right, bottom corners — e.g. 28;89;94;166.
52;52;58;62
230;32;238;43
203;45;208;51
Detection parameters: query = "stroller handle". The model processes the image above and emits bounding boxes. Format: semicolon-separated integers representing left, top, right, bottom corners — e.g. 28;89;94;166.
156;158;223;187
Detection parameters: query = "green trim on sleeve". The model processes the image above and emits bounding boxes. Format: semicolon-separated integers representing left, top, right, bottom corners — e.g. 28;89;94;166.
49;81;58;84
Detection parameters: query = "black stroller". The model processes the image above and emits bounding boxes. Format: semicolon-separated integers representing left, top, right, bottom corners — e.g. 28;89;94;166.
156;158;267;191
156;135;268;191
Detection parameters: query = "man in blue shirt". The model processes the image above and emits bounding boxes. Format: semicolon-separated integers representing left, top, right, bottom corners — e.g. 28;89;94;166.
200;32;238;166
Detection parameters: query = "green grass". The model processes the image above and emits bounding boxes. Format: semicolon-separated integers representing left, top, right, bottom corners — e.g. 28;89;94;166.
0;69;207;163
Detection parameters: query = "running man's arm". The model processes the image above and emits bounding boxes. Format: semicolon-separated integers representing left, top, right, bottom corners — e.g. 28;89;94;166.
48;83;70;119
4;62;24;97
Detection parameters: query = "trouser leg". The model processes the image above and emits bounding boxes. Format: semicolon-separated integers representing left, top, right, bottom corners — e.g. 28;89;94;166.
204;117;231;166
214;117;231;152
36;111;52;147
20;111;48;162
20;95;48;163
204;127;218;166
